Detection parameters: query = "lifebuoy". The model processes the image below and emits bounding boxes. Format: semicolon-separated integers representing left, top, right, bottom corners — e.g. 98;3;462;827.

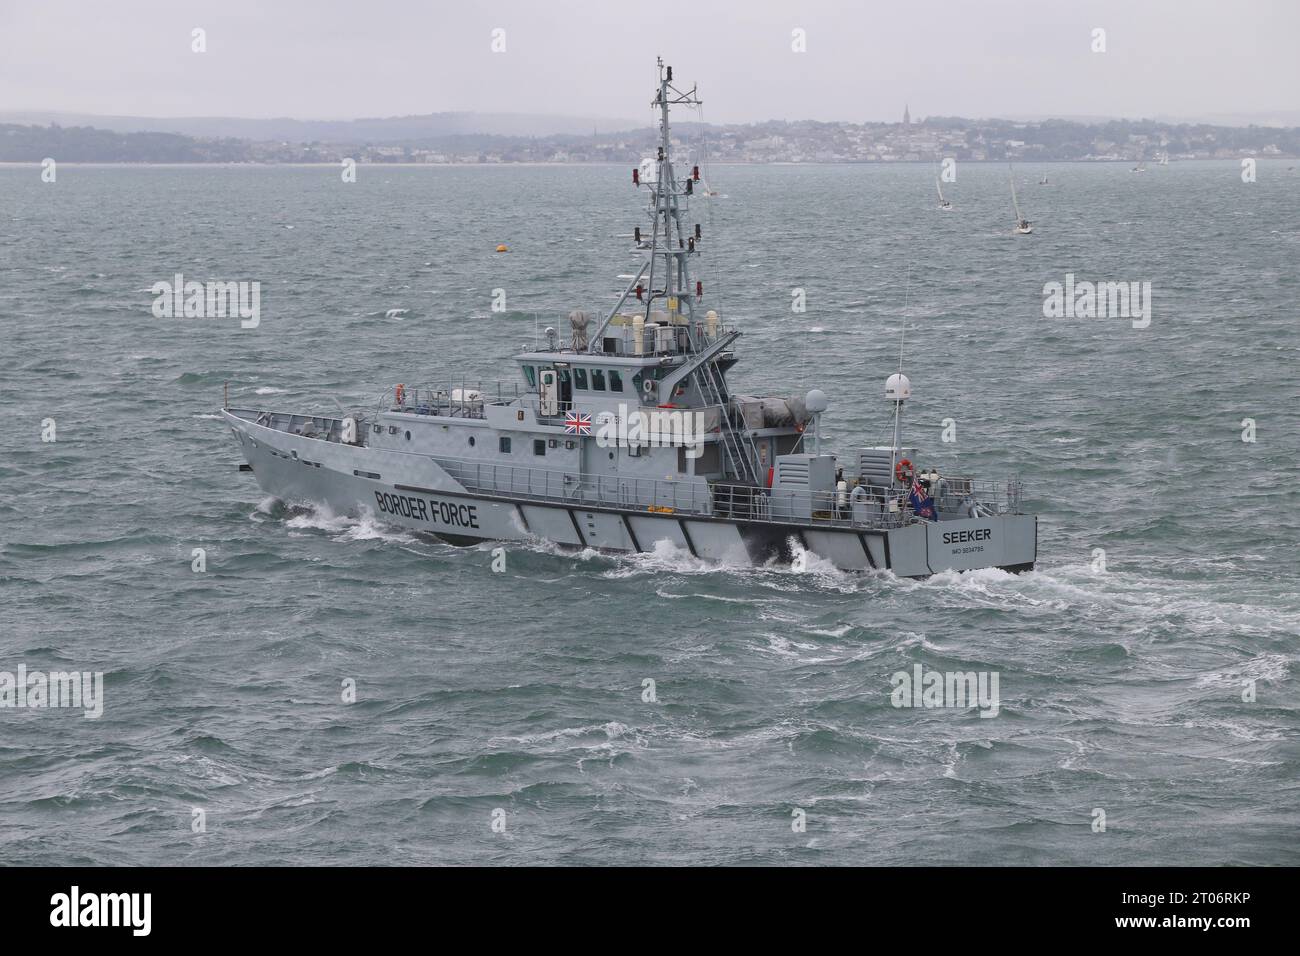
895;457;914;483
395;383;405;406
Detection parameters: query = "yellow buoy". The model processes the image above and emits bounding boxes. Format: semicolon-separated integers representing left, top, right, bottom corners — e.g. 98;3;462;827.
496;244;508;253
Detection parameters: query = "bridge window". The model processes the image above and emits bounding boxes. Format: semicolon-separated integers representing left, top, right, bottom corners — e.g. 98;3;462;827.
523;365;536;387
591;369;606;391
609;370;623;392
533;439;546;456
574;368;588;390
499;436;511;453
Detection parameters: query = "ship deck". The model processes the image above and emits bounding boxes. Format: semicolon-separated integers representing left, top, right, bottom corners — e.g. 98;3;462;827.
225;406;1024;534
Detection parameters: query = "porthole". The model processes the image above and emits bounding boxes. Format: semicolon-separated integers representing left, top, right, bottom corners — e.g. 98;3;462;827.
468;436;476;447
405;430;411;441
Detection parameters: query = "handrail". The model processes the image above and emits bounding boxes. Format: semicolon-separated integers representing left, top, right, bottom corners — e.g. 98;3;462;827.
229;407;1025;530
380;380;530;420
429;452;1024;531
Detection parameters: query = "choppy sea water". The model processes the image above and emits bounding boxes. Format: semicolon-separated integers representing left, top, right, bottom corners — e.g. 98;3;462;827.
1;161;1297;865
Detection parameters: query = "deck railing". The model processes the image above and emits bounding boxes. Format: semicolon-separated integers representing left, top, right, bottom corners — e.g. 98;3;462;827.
382;381;528;420
229;407;1025;530
431;454;1021;531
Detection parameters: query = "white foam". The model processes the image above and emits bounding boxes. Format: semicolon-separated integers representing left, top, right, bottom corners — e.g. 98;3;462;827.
489;721;640;752
1193;652;1290;689
600;538;715;578
284;505;417;544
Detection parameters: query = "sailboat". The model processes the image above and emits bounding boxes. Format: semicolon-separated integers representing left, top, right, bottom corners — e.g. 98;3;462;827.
1009;166;1032;234
1157;153;1170;166
936;172;953;210
692;129;724;197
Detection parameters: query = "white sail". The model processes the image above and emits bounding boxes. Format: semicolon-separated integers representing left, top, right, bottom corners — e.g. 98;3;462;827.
1009;164;1031;232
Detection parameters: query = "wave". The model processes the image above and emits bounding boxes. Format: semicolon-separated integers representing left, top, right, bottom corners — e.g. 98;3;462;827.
276;503;420;545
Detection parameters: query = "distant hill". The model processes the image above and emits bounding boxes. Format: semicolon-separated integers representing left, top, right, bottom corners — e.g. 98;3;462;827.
0;110;642;143
3;114;1296;164
0;124;250;163
995;110;1300;128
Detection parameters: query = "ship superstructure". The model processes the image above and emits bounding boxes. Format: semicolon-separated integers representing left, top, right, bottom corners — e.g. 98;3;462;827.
221;61;1037;575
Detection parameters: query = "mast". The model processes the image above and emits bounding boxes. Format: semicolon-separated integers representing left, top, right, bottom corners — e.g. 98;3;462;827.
1009;165;1023;222
590;59;705;353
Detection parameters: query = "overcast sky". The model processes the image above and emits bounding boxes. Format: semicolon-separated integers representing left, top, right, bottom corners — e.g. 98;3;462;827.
2;0;1296;125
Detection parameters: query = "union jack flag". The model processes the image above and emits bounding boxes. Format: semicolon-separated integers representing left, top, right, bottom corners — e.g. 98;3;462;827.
564;412;592;435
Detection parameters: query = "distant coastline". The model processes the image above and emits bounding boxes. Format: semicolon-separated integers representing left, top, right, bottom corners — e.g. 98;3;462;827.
3;115;1297;165
3;159;1297;170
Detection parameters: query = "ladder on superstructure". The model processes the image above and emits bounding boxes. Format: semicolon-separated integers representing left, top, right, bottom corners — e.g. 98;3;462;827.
694;356;760;485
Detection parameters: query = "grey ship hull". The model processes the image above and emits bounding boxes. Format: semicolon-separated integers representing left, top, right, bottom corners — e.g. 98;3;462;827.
223;410;1036;577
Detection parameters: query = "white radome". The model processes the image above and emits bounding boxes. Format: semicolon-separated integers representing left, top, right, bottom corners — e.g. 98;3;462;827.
805;388;829;414
885;373;912;402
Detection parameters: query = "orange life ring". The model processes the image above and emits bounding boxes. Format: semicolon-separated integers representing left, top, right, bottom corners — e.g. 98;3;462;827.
895;457;914;483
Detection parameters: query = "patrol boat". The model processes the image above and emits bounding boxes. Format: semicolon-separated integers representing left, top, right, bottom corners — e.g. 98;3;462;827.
221;61;1037;576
